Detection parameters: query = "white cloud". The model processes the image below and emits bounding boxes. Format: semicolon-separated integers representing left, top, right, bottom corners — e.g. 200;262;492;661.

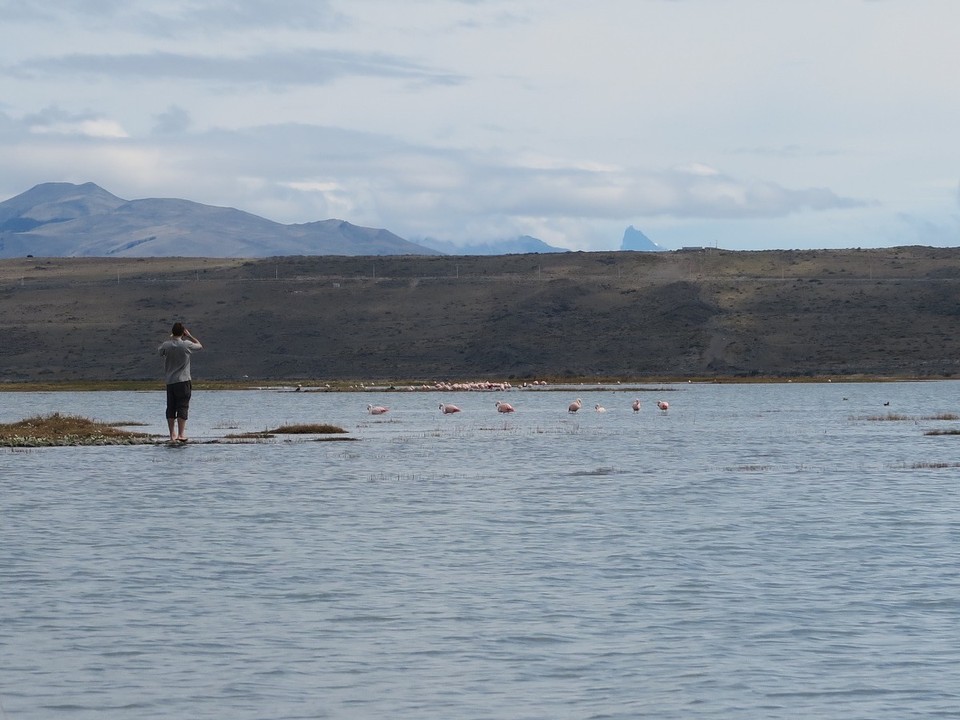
20;107;129;138
28;119;128;138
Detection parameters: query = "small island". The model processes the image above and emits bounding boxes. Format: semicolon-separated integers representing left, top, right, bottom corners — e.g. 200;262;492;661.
0;413;350;447
0;413;154;447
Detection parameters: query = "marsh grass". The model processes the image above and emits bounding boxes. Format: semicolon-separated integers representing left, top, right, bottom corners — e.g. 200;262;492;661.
924;429;960;436
856;413;914;421
0;412;154;446
227;423;347;439
271;423;347;434
856;412;960;421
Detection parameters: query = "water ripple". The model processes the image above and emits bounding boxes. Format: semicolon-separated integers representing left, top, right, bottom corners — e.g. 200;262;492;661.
3;383;960;719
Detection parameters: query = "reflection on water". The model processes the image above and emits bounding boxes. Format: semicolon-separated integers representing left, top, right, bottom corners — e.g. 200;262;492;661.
2;382;960;719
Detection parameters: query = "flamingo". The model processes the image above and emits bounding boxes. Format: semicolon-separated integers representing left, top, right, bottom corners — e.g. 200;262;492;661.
367;404;389;415
657;400;669;411
631;399;641;412
595;403;606;413
495;401;515;413
439;403;461;414
568;398;583;413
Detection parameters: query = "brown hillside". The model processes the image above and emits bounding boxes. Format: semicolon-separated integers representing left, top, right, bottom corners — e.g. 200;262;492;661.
2;247;960;382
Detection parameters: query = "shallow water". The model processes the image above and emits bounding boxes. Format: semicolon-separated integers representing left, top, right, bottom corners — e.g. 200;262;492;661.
2;382;960;719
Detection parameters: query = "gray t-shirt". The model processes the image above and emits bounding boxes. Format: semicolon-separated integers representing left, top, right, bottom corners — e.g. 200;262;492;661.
158;338;202;385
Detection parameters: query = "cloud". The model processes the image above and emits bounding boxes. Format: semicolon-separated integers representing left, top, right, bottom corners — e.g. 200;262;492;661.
152;105;191;135
158;0;347;32
893;213;960;246
0;0;346;33
6;48;465;89
0;114;867;249
730;144;845;159
21;106;128;138
453;160;865;222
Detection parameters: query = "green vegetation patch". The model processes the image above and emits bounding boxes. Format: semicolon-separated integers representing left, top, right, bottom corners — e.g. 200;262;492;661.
0;412;154;447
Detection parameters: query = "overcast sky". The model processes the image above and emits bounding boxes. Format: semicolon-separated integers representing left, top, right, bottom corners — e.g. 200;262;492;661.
1;0;958;251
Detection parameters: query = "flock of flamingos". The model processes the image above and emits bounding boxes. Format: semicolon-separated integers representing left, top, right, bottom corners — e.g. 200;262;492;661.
366;398;670;416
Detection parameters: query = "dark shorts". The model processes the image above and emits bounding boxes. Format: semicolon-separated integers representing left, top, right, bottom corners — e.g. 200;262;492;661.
165;380;192;419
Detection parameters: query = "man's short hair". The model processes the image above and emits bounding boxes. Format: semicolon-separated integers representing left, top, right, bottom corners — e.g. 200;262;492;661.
171;322;185;336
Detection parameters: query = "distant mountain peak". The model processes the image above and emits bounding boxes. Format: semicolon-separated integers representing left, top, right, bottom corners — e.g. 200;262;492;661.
620;225;664;252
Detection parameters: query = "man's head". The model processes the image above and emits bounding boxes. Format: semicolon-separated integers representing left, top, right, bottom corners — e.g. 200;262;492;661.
171;322;185;337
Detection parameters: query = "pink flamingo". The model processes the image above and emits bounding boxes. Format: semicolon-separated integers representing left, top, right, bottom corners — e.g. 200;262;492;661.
495;401;515;413
568;398;583;413
594;403;606;413
632;399;641;412
439;403;461;414
657;400;669;411
367;404;389;415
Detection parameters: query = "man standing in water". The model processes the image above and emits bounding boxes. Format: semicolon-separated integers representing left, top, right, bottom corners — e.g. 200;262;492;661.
158;322;203;442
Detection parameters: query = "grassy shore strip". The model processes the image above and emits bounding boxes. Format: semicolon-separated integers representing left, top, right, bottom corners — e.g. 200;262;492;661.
0;413;155;447
0;375;934;392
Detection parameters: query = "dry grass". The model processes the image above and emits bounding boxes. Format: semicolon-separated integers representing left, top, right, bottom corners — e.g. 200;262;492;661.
270;423;347;434
855;412;959;422
226;423;347;439
0;412;153;446
924;429;960;436
856;413;914;421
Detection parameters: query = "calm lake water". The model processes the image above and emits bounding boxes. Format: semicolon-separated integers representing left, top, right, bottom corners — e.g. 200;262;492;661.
2;382;960;719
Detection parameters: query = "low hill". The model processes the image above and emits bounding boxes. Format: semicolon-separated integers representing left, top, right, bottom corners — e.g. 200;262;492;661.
2;247;960;383
0;182;439;258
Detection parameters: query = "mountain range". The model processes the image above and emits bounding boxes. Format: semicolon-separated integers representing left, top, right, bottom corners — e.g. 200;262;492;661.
0;182;438;258
0;182;662;258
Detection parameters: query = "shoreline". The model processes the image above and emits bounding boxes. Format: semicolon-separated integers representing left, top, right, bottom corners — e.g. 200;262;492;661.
0;375;945;392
